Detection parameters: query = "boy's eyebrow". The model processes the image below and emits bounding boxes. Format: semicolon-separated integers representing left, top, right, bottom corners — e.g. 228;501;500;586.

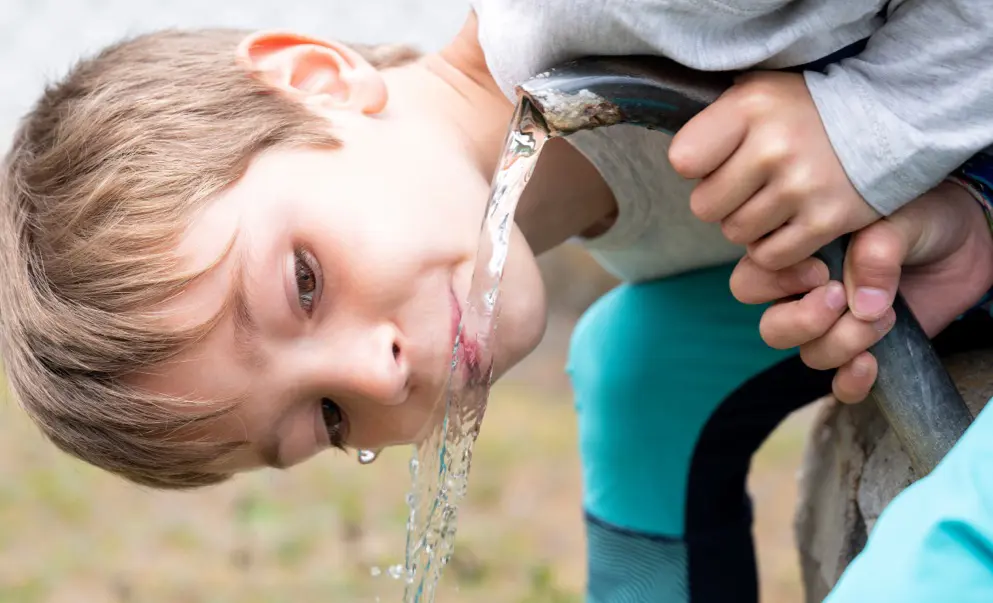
257;399;300;470
228;247;267;370
226;245;290;471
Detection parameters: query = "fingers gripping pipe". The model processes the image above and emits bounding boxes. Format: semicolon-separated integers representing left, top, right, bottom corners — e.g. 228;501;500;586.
518;56;972;476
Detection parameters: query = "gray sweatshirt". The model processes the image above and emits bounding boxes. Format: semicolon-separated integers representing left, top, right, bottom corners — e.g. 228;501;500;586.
471;0;993;217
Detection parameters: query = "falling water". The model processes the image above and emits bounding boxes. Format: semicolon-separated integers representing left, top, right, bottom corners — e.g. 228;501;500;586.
396;97;549;602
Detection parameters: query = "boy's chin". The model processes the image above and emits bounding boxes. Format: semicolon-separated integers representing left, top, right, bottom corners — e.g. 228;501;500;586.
492;298;548;381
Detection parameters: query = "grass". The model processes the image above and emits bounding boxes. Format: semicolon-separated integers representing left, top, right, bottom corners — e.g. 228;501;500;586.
0;288;815;603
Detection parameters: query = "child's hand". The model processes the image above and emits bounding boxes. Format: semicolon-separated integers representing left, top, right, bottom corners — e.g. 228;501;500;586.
729;182;993;403
669;71;880;270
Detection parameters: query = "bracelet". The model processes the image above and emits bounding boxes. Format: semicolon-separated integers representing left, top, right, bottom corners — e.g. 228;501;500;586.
948;154;993;232
948;175;993;232
947;155;993;317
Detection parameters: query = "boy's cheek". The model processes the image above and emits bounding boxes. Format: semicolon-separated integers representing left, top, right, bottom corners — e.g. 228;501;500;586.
491;248;548;378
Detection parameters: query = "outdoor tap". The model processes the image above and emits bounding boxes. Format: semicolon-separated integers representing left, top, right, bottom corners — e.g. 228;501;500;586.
517;55;973;477
518;55;732;137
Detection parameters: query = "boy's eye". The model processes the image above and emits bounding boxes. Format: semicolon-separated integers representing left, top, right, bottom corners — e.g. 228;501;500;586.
294;248;322;316
321;398;347;450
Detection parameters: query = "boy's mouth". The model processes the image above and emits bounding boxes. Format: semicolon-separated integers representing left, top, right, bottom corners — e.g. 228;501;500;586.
449;287;462;345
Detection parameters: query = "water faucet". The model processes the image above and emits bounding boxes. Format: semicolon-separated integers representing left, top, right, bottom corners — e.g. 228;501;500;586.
517;55;972;477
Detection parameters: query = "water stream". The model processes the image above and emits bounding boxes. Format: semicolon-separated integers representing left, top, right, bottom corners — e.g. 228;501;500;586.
395;97;549;602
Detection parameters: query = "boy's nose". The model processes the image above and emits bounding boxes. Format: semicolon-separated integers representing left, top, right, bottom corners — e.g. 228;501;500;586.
341;325;409;406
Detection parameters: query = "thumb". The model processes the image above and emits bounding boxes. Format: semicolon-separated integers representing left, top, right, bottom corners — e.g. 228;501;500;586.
843;219;915;321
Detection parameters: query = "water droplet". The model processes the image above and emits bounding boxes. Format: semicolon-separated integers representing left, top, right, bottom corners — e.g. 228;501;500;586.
388;564;406;580
370;566;381;577
357;449;380;464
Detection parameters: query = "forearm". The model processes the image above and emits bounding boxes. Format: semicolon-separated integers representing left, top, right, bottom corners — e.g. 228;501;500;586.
804;0;993;216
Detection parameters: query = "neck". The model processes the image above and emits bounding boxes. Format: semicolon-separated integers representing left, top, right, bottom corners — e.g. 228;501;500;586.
399;13;618;255
422;14;514;179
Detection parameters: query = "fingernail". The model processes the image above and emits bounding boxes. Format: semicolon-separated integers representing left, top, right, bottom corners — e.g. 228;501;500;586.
854;287;889;318
824;282;847;311
873;311;896;333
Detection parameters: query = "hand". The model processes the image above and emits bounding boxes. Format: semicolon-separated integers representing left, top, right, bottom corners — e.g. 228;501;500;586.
730;181;993;403
669;71;880;270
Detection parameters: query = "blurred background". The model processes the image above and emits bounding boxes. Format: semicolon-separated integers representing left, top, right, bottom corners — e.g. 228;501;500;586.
0;2;814;601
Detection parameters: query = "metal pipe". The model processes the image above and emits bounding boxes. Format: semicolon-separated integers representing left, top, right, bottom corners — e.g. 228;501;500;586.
518;55;972;476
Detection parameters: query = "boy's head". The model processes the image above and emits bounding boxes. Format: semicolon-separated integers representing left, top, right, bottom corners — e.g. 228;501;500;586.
0;28;547;489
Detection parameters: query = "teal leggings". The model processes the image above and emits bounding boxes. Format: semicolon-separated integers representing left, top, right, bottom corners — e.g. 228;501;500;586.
567;263;834;602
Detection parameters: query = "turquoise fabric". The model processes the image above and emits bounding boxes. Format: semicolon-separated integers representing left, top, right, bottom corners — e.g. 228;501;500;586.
585;515;690;602
827;401;993;602
566;264;793;536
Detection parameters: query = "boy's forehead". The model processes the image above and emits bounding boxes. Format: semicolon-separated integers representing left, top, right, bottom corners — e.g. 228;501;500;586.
179;189;242;270
128;260;251;418
168;210;239;322
137;184;259;390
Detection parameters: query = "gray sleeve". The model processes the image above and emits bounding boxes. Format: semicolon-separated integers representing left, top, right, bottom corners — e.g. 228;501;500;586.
803;0;993;216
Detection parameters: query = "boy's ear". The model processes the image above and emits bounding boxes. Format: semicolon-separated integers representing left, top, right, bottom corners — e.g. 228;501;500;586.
237;31;387;114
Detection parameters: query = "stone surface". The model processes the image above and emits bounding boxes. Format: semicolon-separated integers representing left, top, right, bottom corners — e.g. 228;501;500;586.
796;348;993;602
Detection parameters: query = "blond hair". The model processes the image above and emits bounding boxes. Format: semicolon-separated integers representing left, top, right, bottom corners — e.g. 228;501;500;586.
0;29;418;489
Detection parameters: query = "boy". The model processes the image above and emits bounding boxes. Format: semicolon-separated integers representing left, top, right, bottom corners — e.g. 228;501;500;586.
1;2;992;601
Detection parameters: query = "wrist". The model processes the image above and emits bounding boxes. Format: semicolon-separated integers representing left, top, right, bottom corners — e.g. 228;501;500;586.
948;155;993;237
952;179;993;299
965;189;993;290
935;178;993;308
